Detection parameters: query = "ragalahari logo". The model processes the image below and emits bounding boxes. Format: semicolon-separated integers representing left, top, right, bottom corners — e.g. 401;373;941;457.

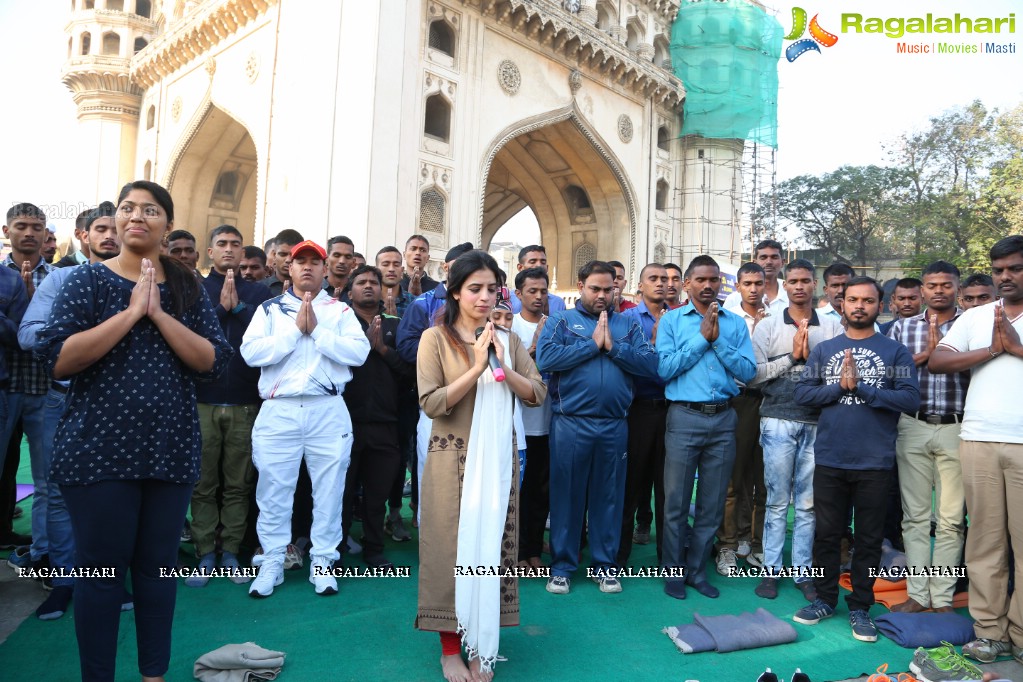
785;7;838;62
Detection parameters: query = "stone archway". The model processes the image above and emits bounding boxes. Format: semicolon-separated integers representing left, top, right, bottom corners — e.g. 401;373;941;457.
479;107;637;291
164;102;257;269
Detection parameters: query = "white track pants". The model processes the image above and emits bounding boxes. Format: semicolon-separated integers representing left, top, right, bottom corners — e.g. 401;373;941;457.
252;395;352;562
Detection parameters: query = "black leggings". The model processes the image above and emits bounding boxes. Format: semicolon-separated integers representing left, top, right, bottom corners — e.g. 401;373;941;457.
62;479;193;682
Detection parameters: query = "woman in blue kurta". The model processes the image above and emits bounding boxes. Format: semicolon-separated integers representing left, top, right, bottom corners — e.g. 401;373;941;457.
39;180;231;682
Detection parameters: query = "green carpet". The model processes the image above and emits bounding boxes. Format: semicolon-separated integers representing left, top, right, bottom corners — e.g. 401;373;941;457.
1;497;939;682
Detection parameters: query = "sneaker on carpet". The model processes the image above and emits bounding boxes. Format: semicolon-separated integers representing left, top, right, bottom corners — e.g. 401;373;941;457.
221;551;251;585
249;554;285;598
402;479;412;497
309;555;338;596
592;575;622;593
746;551;765;568
1012;644;1023;665
796;579;817;602
756;669;779;682
961;637;1012;663
388;512;412;542
754;577;779;599
736;539;752;558
633;524;651;545
36;585;74;621
793;598;835;625
849;609;878;642
790;668;811;682
283;543;303;570
546;576;570;594
910;640;982;681
184;552;216;588
715;547;738;576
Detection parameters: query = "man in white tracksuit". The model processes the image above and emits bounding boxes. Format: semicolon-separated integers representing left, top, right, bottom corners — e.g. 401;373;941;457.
241;240;370;597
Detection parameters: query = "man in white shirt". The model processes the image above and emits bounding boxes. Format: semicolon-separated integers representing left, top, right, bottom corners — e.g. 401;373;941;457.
817;263;856;323
241;240;370;598
723;240;789;314
930;235;1023;665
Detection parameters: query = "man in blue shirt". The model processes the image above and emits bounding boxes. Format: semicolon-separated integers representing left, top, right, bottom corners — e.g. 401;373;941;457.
537;260;658;595
656;255;756;600
617;263;668;567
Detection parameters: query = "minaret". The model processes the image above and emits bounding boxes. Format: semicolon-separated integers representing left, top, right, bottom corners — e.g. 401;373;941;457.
61;0;157;201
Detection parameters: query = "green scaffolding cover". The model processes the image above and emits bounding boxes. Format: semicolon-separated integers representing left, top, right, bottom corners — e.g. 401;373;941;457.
670;1;782;147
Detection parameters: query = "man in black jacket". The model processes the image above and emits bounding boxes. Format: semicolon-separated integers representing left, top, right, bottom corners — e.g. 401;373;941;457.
342;265;414;569
188;224;273;586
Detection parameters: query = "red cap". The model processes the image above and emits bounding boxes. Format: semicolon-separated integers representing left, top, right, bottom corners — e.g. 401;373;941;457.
290;240;327;260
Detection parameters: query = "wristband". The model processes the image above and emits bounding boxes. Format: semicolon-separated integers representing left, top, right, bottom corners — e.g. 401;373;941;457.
988;346;1001;358
231;302;246;314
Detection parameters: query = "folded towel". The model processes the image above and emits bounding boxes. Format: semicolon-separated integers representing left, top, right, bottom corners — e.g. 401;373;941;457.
875;612;976;648
664;608;798;654
194;642;285;682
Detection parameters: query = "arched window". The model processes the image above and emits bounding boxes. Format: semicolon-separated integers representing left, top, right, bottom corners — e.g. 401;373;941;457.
146;105;155;129
85;0;95;8
424;94;451;142
68;37;73;58
135;0;152;17
654;38;671;68
626;23;642;52
80;31;91;55
657;126;670;152
102;31;120;56
107;0;124;11
213;170;239;202
564;184;593;223
419;188;445;233
428;20;454;57
573;242;597;276
655;180;669;211
143;160;151;181
596;1;616;32
133;37;148;54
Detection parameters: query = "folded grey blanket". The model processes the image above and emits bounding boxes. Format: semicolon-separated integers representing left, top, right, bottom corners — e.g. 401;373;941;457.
194;642;285;682
663;608;798;654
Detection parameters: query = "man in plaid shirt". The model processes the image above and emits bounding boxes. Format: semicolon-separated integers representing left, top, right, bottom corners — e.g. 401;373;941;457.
889;260;968;613
2;202;55;572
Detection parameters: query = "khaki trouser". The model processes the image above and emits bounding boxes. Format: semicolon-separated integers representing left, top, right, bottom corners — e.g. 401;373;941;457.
191;404;259;556
896;414;965;607
960;439;1023;645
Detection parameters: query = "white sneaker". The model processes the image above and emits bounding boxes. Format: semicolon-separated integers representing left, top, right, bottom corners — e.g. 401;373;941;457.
737;540;752;558
746;552;765;568
546;576;570;594
716;548;738;576
309;555;338;596
248;555;284;598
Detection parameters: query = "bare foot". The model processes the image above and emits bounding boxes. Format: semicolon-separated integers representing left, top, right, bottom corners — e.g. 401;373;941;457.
931;605;955;613
527;556;545;569
516;559;529;569
441;654;471;682
890;597;927;613
468;656;494;682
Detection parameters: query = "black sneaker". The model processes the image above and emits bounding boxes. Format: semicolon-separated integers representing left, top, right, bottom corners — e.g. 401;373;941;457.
756;669;779;682
849;609;877;642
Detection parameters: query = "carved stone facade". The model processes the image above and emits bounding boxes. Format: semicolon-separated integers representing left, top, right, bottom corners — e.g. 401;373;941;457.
59;0;749;281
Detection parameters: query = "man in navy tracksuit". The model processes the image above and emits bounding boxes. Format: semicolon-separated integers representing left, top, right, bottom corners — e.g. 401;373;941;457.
537;260;658;595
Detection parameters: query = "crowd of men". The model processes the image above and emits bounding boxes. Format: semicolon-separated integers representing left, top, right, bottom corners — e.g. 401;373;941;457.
3;204;1023;661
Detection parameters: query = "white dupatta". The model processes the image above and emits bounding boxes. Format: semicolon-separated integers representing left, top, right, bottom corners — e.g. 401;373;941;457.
455;329;514;672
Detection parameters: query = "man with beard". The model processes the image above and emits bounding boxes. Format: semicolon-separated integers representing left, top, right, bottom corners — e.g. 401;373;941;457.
657;255;755;600
15;202;120;618
888;261;968;615
375;246;415;319
325;236;356;300
400;235;439;296
930;236;1023;664
617;263;669;567
724;240;788;313
341;265;413;570
794;277;918;643
239;246;268;283
537;260;658;595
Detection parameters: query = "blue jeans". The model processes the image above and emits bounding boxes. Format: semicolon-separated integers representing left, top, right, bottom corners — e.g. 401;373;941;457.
0;392;48;559
760;417;816;583
662;405;737;584
43;387;74;585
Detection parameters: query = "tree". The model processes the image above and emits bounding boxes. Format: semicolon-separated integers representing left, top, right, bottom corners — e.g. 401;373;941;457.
766;165;909;268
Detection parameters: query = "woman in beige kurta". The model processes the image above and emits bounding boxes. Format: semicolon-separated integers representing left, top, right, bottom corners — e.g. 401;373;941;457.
415;251;546;682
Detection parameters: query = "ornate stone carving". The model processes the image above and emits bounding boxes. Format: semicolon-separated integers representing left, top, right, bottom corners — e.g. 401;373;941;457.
245;52;260;83
205;58;216;79
497;59;521;95
617;114;633;143
569;69;582;94
171;96;183;122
